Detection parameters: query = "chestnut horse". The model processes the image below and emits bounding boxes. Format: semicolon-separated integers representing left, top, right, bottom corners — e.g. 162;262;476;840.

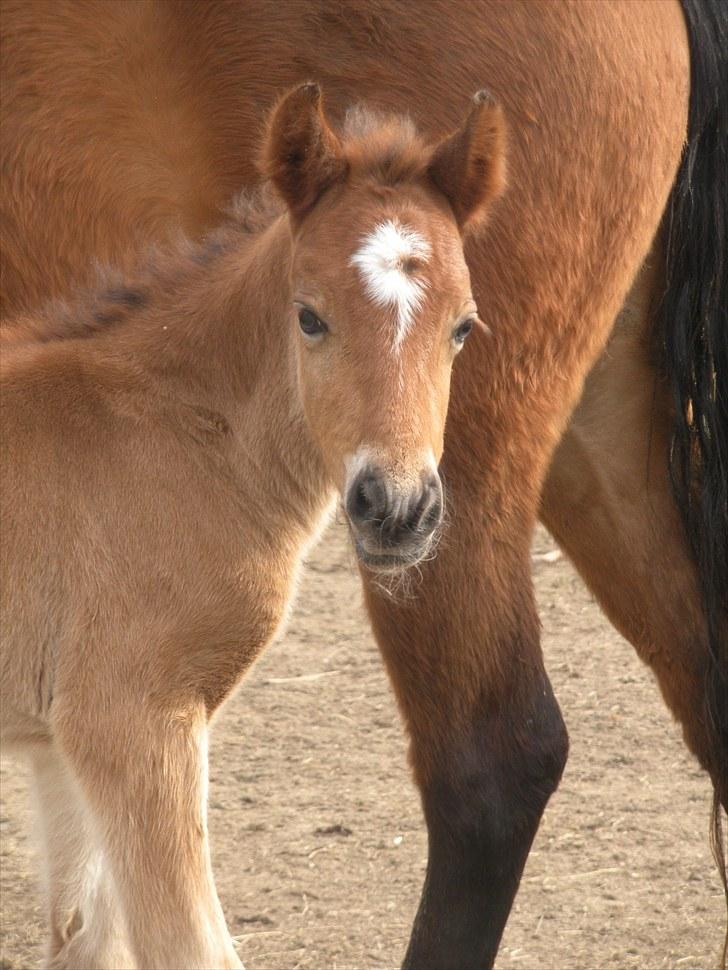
1;1;726;968
0;86;505;968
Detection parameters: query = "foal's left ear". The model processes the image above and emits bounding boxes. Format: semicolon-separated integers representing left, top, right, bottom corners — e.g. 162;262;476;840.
427;90;506;230
261;82;348;223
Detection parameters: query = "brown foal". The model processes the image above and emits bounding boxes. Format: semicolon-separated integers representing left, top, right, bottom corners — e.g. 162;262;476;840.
0;86;505;968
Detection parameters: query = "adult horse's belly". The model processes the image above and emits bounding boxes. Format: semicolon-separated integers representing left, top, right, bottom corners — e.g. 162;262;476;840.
0;0;688;344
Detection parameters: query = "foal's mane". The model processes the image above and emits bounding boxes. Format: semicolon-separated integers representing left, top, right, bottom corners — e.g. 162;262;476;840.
2;188;282;347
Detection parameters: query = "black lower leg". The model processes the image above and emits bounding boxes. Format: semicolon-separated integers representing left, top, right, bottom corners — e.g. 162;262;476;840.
403;672;568;970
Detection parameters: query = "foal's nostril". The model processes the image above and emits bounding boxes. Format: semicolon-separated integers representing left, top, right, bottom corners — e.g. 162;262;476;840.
420;498;443;531
409;476;443;535
346;472;386;527
352;481;369;519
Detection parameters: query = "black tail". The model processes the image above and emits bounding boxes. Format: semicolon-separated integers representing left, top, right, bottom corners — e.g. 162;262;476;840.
660;0;728;959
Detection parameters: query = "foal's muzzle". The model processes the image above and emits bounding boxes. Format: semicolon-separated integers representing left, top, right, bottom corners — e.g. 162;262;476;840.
344;465;444;572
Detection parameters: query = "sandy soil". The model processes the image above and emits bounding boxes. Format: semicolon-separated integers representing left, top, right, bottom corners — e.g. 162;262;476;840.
1;522;724;970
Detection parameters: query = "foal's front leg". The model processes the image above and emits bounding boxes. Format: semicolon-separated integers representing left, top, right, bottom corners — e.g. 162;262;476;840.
32;745;133;970
53;694;241;970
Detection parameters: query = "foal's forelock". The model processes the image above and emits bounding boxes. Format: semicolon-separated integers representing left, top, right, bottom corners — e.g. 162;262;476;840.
349;219;432;352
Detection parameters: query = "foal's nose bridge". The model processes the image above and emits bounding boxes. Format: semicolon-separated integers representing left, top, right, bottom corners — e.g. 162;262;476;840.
345;464;444;546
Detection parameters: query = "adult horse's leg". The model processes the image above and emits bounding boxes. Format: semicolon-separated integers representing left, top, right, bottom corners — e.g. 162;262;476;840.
542;0;728;817
541;255;726;800
31;746;133;969
357;3;690;966
540;248;727;959
363;482;566;968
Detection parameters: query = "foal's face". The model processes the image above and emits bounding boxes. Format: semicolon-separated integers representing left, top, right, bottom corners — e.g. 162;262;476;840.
290;185;477;572
263;82;505;572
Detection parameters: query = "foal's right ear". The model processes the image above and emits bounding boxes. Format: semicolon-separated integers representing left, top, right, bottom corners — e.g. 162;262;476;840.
427;90;506;230
261;83;348;223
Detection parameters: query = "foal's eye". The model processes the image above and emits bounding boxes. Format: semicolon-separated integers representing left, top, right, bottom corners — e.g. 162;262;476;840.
298;307;328;337
452;319;474;345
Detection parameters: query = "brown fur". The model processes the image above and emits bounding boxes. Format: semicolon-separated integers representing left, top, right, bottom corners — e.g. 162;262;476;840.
2;1;721;967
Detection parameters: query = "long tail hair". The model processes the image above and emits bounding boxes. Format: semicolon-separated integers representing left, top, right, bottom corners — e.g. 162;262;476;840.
660;0;728;956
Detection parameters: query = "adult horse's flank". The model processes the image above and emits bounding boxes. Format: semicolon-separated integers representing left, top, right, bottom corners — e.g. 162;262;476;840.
1;1;727;968
0;87;505;968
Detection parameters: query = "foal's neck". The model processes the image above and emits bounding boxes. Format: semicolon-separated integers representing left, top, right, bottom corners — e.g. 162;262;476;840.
133;218;294;400
113;215;332;543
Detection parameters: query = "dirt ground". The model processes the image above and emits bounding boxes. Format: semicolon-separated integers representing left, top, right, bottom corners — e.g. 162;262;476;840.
1;521;724;970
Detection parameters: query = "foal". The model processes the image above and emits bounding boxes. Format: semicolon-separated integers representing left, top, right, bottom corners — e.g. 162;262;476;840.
0;85;505;969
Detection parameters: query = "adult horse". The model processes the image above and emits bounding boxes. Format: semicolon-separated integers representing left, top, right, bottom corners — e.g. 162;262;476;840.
1;1;726;968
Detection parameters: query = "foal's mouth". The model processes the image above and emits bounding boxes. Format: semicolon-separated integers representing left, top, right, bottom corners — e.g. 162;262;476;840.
351;532;438;575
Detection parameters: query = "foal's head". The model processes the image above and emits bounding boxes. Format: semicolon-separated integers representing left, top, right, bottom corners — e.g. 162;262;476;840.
262;84;505;572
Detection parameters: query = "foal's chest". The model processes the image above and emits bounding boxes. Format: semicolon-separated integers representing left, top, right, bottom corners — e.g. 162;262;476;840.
191;550;303;716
